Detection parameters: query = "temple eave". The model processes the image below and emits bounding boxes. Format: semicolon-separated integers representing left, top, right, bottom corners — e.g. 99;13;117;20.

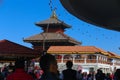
36;23;71;28
68;40;81;45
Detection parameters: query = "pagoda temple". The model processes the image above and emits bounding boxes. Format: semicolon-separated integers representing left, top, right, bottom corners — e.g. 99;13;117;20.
24;11;81;53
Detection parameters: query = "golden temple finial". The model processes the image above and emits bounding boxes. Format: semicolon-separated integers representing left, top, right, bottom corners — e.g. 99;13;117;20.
50;8;58;19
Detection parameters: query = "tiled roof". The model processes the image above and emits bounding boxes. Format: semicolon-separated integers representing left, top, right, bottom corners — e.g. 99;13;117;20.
24;32;81;45
36;18;71;28
47;46;108;55
0;39;39;57
35;15;71;28
107;51;120;59
96;48;108;55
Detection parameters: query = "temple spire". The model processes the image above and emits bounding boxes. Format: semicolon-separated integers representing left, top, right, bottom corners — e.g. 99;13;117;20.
50;9;58;19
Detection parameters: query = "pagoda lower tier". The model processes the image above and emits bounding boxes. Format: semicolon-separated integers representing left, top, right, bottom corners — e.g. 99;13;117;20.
24;32;81;53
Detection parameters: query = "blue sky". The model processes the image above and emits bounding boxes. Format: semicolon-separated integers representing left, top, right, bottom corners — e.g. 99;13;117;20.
0;0;120;54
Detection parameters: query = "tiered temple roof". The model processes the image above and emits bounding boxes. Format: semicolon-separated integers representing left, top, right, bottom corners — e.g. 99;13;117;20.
24;32;80;45
24;11;81;52
35;11;71;29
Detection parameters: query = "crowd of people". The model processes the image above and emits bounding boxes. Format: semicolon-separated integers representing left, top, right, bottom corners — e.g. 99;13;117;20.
0;60;43;80
0;54;120;80
59;61;115;80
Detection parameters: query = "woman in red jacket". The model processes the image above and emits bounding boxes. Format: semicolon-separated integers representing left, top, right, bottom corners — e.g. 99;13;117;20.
6;59;34;80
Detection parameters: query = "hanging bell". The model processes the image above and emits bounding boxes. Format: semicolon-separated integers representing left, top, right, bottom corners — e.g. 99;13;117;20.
60;0;120;31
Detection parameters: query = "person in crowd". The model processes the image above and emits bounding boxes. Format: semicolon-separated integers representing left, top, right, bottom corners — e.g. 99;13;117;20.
61;61;77;80
76;70;82;80
39;53;60;80
34;66;44;80
0;68;4;80
87;73;92;80
105;73;112;80
87;72;95;80
1;64;8;79
88;71;95;80
95;69;105;80
82;72;87;80
28;65;36;79
6;59;34;80
8;62;15;73
114;69;120;80
110;73;114;80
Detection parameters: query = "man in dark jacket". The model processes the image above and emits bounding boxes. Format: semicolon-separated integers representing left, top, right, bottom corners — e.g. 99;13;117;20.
95;69;105;80
114;69;120;80
62;61;77;80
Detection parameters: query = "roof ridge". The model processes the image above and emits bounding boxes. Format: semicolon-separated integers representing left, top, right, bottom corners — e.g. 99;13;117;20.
0;39;35;51
107;51;117;56
0;39;9;43
92;46;101;50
